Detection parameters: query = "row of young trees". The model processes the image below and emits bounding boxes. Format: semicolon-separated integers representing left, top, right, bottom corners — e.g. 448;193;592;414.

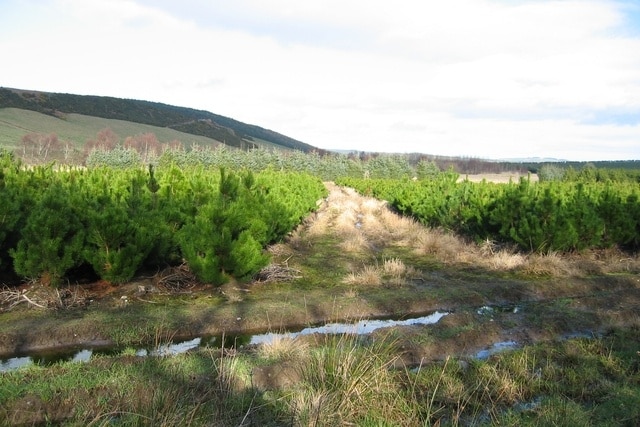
18;128;533;180
538;163;640;183
20;128;640;184
0;152;326;286
93;144;421;181
337;175;640;253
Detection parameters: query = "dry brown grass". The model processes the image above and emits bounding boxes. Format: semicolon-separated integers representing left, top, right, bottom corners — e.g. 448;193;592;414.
343;265;383;286
413;228;468;262
382;258;417;285
343;288;359;299
283;182;639;281
342;258;417;287
382;258;408;277
256;335;310;361
338;229;371;253
302;207;335;239
485;250;528;270
267;242;293;258
519;252;579;276
569;248;640;275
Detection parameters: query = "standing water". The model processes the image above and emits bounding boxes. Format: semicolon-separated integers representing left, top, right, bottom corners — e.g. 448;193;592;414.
0;311;449;372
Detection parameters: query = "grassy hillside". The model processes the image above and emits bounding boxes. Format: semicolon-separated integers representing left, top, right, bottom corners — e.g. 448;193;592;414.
0;108;224;152
0;87;319;152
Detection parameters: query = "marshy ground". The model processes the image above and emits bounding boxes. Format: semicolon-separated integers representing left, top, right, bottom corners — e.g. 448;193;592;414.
1;180;639;425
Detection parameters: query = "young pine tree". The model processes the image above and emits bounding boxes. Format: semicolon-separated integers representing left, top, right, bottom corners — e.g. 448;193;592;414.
11;182;85;285
82;189;155;284
178;169;269;285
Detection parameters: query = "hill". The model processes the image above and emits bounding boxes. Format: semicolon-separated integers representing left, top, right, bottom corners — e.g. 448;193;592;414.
0;108;231;154
0;87;319;153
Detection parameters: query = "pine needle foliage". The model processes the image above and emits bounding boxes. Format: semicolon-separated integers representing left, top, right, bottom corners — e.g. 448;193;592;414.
0;152;326;286
338;175;640;253
10;180;85;285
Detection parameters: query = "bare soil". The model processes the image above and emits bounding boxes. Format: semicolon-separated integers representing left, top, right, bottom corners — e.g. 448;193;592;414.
1;182;639;362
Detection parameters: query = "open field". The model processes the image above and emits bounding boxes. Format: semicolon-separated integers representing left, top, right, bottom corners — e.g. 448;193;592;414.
1;182;639;425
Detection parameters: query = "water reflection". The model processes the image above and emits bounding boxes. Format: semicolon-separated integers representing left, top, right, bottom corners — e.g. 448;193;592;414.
1;311;448;372
1;356;32;372
136;337;202;357
249;311;449;344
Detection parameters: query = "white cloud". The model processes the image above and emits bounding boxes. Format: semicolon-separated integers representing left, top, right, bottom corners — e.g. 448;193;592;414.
1;0;639;160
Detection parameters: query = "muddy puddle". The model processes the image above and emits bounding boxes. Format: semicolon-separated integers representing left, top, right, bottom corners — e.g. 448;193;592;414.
1;311;450;372
2;300;599;372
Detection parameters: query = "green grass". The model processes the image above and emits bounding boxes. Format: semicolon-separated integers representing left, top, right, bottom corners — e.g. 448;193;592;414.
524;297;601;334
1;326;637;425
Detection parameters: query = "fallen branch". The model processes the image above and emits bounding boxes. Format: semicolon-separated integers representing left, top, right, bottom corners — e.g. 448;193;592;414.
0;285;88;311
255;260;302;283
21;293;47;309
155;263;198;292
0;287;25;310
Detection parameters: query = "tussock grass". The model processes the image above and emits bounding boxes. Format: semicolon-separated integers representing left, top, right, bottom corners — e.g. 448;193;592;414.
256;335;309;362
408;327;640;426
571;247;640;275
382;257;417;285
342;258;416;287
382;257;410;277
338;229;371;252
342;264;382;286
2;327;639;425
487;250;528;270
282;182;640;292
289;333;420;426
334;208;359;234
414;227;468;262
520;252;578;277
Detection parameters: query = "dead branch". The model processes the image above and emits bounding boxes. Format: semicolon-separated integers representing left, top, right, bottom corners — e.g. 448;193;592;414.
0;287;25;310
54;286;89;309
20;293;47;308
255;260;302;284
0;285;88;311
155;263;198;292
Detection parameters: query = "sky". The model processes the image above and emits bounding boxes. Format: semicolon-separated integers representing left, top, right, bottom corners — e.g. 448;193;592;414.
1;0;640;161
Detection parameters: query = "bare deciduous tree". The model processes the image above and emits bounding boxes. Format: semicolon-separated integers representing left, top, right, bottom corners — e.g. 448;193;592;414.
20;132;61;163
124;132;161;163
